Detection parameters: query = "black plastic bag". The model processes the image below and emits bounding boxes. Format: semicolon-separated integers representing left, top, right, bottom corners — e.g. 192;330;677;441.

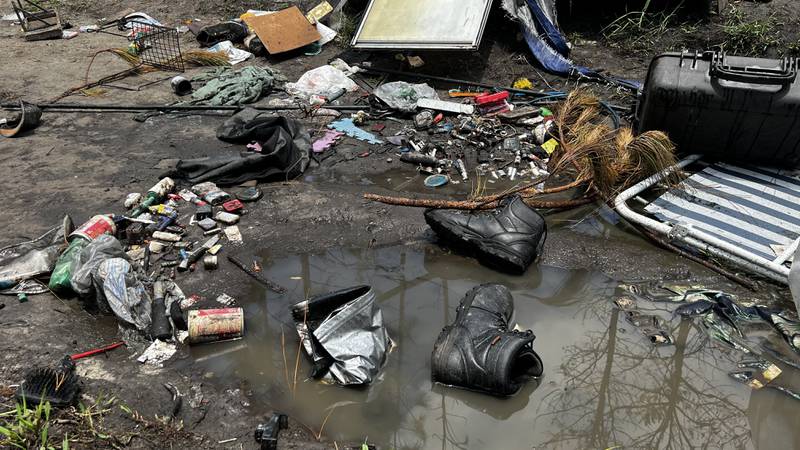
165;110;311;186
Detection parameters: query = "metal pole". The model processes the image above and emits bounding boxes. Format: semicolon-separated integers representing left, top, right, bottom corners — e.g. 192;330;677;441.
0;103;367;112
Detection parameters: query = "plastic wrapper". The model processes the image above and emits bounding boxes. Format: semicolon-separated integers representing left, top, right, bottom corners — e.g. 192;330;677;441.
373;81;439;113
291;285;391;386
285;65;359;100
70;235;128;297
95;258;152;332
0;216;72;292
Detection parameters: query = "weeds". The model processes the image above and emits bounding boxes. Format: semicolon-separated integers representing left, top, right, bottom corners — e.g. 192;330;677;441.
0;397;65;450
721;5;780;55
603;1;691;53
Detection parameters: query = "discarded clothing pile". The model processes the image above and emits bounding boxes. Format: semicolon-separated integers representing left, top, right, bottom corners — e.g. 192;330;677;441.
189;66;284;106
166;109;311;186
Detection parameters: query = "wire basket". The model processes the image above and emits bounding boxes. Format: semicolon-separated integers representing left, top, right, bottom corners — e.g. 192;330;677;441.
126;20;184;73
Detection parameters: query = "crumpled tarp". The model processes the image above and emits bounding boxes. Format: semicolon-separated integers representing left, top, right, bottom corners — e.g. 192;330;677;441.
95;258;152;332
292;285;391;386
71;234;128;297
0;215;72;293
69;235;152;332
501;0;640;91
164;109;311;186
190;66;284;106
373;81;439;113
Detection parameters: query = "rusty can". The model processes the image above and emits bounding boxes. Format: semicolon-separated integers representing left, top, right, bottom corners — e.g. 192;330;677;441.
70;215;116;241
187;308;244;344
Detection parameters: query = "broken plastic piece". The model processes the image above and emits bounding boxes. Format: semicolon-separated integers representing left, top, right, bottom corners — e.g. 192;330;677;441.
312;130;344;153
328;118;382;144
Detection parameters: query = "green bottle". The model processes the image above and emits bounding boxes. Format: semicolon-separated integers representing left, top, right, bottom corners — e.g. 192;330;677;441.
130;177;175;218
48;215;116;295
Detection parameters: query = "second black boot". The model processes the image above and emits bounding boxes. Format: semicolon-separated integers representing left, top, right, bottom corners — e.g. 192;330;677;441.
424;195;547;274
431;284;543;397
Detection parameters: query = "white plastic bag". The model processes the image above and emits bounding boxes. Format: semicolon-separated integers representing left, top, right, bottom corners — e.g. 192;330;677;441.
285;65;359;100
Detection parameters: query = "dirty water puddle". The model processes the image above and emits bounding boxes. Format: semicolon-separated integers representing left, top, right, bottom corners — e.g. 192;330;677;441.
185;246;800;449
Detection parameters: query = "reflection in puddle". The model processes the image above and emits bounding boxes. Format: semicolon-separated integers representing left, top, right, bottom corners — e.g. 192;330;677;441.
188;245;799;449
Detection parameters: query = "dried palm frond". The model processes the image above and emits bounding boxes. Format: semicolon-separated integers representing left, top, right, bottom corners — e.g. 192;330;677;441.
549;88;679;197
104;48;230;69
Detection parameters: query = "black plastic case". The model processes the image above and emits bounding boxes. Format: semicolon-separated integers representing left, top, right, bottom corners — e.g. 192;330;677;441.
636;51;800;166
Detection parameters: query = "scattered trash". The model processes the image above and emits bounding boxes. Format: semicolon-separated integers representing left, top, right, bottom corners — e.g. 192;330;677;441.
432;284;542;396
255;413;289;450
373;81;438;113
416;98;475;115
196;21;248;47
227;254;286;294
207;40;253;65
313;130;345;153
0;215;72;291
49;215;117;295
292;286;391;386
243;6;321;54
187;308;244;344
17;357;78;407
189;66;283;106
236;187;263;202
223;226;243;244
12;0;63;41
424;174;449;188
0;101;42;138
216;293;236;306
286;65;359;101
168;111;311;185
328;118;382;145
137;339;178;366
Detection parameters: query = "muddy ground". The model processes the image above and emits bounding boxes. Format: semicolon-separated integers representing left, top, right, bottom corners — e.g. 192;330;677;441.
1;0;798;448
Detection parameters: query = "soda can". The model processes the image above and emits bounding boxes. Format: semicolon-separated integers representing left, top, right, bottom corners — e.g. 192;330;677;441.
70;215;116;241
187;308;244;344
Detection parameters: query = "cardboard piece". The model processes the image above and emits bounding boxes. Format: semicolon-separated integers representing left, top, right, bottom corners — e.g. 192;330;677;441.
243;6;321;54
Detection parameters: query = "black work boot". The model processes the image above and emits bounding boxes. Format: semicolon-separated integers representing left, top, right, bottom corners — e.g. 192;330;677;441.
431;284;543;397
424;196;547;274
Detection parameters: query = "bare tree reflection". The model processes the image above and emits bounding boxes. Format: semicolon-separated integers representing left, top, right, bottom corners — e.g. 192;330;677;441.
534;295;751;449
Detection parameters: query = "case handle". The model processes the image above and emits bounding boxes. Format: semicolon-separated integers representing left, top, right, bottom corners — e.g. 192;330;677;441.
710;52;797;86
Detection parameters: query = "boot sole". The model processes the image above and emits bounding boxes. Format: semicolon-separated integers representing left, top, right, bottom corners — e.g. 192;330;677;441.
427;216;528;274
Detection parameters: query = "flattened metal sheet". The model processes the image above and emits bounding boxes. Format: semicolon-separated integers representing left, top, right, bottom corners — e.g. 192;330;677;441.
352;0;493;50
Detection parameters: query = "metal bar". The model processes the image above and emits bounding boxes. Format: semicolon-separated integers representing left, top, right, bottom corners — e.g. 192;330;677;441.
614;154;790;284
1;103;367;112
361;64;551;98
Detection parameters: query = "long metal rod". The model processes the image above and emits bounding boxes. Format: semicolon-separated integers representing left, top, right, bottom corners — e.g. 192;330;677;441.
0;103;366;112
614;154;790;284
361;64;551;97
360;64;630;112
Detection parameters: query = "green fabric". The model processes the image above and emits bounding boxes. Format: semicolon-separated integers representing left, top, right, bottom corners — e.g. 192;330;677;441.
190;66;284;106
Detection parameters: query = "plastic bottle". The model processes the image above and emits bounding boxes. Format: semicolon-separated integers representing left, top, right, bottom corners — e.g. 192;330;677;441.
130;178;175;218
48;215;117;294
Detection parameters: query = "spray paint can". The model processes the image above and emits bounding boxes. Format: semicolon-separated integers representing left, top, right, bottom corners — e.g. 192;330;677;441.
187;308;244;344
70;215;116;241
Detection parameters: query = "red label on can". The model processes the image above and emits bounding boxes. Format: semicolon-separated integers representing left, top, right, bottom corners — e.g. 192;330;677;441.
71;215;115;241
